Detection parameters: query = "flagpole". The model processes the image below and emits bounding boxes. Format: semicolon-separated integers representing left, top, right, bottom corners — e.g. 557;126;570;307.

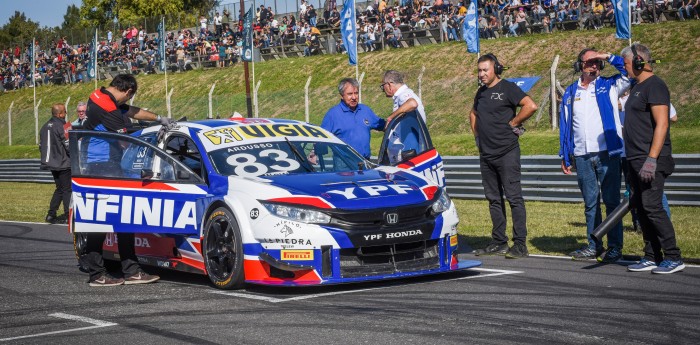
628;0;632;46
242;1;253;118
163;17;169;117
32;37;36;144
252;1;257;118
94;29;98;90
354;0;359;80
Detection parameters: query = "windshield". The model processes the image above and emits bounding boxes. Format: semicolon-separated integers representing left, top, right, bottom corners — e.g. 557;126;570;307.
209;140;367;177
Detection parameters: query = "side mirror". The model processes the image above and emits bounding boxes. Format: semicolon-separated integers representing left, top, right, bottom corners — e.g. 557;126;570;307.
177;170;191;180
402;149;417;161
141;169;154;180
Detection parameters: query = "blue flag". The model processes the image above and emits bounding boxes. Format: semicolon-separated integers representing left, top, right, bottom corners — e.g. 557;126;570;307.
506;77;541;93
340;0;357;66
87;30;97;80
158;19;166;71
613;0;630;39
462;1;479;54
242;6;254;62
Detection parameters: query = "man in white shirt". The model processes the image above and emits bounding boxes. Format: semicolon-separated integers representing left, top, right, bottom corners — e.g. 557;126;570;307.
214;12;223;37
381;70;426;125
559;48;631;262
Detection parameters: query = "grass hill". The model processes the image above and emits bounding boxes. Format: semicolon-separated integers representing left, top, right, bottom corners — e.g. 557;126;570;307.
1;20;698;158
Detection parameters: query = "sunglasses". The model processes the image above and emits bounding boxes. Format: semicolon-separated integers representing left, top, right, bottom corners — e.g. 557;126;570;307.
380;82;391;91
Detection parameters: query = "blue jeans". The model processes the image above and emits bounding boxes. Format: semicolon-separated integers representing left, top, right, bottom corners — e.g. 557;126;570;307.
574;152;623;250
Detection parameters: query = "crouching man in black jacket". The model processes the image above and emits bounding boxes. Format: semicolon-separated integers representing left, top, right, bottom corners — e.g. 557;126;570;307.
39;103;72;224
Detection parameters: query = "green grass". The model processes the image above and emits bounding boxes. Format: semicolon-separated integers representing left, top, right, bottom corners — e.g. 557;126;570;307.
3;182;697;258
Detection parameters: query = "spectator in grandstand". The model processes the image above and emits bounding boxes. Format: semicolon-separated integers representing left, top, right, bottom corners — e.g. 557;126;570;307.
591;1;604;28
622;43;684;274
309;5;318;27
510;7;527;36
470;54;537;259
559;49;630;262
214;12;223;37
321;78;385;159
72;101;88;127
542;13;552;32
39;103;71;224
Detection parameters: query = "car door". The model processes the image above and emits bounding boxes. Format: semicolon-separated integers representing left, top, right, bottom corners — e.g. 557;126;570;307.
69;130;208;235
377;111;445;187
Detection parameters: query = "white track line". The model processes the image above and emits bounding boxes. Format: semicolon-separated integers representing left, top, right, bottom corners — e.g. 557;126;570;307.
210;267;522;303
0;313;117;342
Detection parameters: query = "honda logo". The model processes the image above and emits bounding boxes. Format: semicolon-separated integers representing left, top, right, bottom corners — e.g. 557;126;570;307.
386;213;399;224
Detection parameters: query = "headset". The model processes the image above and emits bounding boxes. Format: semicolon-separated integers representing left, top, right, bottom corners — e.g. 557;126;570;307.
630;44;663;71
630;44;645;71
573;48;605;73
483;53;504;76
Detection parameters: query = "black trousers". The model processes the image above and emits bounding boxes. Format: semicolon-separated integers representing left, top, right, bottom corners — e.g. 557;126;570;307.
627;156;681;261
49;169;72;215
479;146;528;245
83;233;141;281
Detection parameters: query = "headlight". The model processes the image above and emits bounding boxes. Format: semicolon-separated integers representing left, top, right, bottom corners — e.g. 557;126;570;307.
431;190;452;214
260;202;331;224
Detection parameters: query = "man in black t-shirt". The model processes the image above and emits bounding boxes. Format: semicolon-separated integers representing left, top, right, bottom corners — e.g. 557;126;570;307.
469;54;538;259
621;43;684;274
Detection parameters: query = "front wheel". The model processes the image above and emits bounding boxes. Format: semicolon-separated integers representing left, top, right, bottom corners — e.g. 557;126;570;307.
203;207;245;289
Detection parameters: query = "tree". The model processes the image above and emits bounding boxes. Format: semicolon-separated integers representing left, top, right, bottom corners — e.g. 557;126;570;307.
62;4;83;30
0;11;40;48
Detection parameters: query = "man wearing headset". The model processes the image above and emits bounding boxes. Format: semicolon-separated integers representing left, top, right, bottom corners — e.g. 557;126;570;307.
559;49;630;263
469;54;537;259
622;43;684;274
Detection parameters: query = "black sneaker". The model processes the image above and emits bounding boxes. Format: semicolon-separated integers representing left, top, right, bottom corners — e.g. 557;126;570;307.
52;214;68;224
505;243;529;259
598;247;623;263
45;213;57;223
89;275;125;287
475;242;509;256
124;271;160;285
569;246;603;260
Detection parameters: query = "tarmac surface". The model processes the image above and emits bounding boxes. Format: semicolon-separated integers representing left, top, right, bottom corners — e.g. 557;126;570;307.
1;220;699;344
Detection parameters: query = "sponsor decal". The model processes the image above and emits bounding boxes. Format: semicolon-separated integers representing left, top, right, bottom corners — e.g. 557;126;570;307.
250;208;259;219
203;124;330;145
104;234;151;248
281;250;314;261
326;183;415;200
74;193;197;230
157;260;171;268
363;229;423;241
262;238;312;246
450;235;458;247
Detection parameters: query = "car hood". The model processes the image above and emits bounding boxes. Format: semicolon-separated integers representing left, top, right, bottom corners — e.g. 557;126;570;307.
261;168;436;210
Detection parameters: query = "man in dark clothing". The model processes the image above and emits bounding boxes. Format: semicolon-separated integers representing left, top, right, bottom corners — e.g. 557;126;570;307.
621;44;684;274
39;103;71;224
469;53;538;259
82;74;174;286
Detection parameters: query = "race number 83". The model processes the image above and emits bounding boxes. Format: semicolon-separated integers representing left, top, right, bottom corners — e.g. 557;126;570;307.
226;149;301;177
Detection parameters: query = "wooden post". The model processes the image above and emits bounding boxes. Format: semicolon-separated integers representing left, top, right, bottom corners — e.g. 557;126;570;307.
305;76;312;123
8;101;14;146
34;99;42;145
418;65;425;99
208;82;216;119
254;80;261;118
167;88;175;118
550;55;560;129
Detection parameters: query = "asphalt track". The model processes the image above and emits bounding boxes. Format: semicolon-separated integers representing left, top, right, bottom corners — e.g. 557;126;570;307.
1;221;698;345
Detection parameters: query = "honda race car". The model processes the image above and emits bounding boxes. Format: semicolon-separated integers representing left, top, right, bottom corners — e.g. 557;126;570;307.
69;115;480;289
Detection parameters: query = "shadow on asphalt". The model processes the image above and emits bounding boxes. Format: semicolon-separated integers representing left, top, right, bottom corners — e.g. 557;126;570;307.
530;235;584;255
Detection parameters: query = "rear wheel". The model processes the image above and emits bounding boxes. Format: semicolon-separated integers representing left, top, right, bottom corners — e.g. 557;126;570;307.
203;207;245;289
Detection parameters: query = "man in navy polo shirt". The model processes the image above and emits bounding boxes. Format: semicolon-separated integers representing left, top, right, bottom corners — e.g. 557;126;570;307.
321;78;386;159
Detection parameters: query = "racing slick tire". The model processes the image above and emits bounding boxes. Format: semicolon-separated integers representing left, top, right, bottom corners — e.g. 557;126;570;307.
73;231;89;273
203;207;245;289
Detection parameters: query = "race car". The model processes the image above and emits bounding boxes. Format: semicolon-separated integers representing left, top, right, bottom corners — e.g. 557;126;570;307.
69;115;480;289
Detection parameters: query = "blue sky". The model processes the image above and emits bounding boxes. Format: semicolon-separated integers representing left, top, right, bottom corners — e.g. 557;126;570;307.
0;0;81;28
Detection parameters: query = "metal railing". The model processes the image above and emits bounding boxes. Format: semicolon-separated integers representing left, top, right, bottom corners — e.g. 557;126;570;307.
2;155;699;205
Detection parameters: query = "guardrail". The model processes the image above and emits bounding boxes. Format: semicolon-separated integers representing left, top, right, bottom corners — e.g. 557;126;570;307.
2;155;699;206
